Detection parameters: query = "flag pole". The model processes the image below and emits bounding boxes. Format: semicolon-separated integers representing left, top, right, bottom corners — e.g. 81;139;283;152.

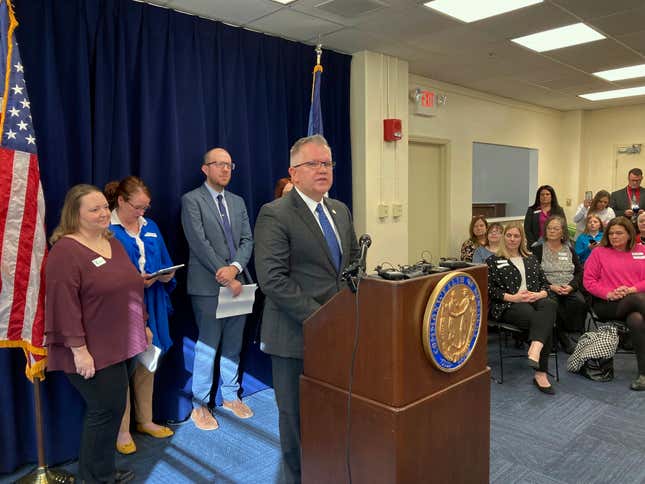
16;377;74;484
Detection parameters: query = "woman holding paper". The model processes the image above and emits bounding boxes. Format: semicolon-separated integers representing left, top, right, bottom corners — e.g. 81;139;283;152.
105;176;176;453
45;184;148;483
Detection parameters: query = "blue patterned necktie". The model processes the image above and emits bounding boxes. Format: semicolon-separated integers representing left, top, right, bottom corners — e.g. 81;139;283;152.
316;203;341;271
217;194;236;260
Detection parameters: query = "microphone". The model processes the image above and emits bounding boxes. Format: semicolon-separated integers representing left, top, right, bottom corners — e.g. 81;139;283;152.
357;234;372;275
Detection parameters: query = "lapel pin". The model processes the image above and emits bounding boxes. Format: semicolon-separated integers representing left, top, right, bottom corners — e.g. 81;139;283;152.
331;209;337;215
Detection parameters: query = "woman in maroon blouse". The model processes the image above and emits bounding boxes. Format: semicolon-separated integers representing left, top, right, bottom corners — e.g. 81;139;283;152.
45;184;149;483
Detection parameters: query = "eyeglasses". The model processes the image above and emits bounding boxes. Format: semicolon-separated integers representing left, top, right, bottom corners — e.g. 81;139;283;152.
204;161;236;171
292;160;336;170
127;200;151;212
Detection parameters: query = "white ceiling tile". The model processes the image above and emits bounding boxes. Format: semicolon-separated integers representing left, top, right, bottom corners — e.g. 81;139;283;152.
165;0;282;25
247;8;345;41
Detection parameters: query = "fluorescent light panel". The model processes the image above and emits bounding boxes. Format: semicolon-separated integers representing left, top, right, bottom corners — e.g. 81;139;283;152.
594;64;645;81
511;23;604;52
424;0;542;23
271;0;295;4
579;86;645;101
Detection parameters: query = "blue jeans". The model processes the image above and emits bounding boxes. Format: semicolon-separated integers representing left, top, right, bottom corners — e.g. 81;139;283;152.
191;295;246;406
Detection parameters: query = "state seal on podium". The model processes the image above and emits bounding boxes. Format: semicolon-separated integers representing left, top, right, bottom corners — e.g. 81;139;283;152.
422;271;482;372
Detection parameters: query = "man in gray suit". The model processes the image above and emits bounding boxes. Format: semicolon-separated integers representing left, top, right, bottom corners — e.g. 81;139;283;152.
255;135;359;483
181;147;254;430
610;167;645;221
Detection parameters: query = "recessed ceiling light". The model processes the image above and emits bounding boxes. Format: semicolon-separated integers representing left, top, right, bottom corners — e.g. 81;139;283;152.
511;23;604;52
271;0;295;4
594;64;645;82
423;0;542;23
579;86;645;101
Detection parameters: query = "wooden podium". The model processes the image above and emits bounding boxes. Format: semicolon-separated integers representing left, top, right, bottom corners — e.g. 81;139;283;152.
300;265;490;483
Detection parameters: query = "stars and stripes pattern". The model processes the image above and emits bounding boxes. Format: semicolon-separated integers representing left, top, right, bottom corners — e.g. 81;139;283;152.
0;0;47;380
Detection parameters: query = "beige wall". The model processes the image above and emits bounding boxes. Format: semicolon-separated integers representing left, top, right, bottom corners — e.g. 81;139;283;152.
350;50;645;266
580;104;645;194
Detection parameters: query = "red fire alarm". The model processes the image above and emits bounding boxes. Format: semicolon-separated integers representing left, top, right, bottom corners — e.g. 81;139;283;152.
383;118;402;142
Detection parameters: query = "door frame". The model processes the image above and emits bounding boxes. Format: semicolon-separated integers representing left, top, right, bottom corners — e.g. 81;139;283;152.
408;135;450;260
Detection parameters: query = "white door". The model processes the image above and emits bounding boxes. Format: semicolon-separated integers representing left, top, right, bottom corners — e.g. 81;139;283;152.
408;142;445;265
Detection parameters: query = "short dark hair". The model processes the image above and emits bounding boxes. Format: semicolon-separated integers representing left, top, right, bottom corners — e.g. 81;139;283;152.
544;215;569;243
628;168;643;177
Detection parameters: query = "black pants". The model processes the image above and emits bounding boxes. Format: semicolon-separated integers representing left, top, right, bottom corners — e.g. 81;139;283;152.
593;293;645;374
501;298;557;372
67;360;131;483
271;355;304;484
551;290;587;334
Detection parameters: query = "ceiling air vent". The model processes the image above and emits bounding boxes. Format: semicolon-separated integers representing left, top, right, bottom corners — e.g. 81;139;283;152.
315;0;389;18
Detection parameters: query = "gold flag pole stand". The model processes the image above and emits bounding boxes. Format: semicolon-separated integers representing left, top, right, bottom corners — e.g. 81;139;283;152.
17;377;75;483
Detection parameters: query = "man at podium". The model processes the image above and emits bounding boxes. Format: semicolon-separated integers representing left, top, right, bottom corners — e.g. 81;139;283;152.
254;134;359;484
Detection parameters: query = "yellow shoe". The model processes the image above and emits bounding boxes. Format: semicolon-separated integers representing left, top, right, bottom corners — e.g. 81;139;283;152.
136;424;174;438
116;439;136;455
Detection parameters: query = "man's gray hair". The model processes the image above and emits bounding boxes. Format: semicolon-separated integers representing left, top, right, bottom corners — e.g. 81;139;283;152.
289;135;331;167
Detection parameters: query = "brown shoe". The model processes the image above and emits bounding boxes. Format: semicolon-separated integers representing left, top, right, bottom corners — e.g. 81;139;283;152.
222;399;254;419
190;406;219;430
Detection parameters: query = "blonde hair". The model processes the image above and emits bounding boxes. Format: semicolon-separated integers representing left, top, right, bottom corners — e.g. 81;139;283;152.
496;221;531;259
50;184;112;244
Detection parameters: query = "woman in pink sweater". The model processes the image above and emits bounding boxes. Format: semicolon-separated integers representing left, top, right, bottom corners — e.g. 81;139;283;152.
584;217;645;391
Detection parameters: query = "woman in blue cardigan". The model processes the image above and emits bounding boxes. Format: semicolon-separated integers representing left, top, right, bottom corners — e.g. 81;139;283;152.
105;176;176;454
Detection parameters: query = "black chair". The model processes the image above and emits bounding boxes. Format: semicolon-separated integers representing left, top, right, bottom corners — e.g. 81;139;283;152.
488;319;560;384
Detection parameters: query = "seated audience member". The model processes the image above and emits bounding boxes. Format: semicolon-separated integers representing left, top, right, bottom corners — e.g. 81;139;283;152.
104;176;176;454
524;185;566;248
638;212;645;244
45;184;148;483
460;215;488;262
473;222;503;263
532;216;586;354
274;177;293;199
487;221;557;394
584;216;645;391
572;190;614;238
575;214;603;264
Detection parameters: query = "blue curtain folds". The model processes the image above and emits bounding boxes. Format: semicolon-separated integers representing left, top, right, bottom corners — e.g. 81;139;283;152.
1;0;352;473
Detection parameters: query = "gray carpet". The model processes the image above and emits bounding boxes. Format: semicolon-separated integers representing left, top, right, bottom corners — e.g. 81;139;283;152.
5;334;645;483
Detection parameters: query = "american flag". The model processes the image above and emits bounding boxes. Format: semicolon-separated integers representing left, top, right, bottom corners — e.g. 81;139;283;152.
307;47;323;136
0;0;47;380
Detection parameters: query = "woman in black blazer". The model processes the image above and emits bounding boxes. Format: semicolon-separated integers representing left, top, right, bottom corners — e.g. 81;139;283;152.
524;185;566;248
487;221;558;394
532;215;587;354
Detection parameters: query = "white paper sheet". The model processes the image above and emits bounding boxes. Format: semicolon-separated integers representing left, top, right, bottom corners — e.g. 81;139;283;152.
137;344;162;372
216;283;257;318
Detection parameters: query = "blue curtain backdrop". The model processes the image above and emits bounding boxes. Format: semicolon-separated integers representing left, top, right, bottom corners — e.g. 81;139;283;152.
1;0;352;474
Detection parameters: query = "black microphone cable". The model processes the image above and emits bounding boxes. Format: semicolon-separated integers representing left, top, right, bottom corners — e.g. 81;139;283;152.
344;274;362;484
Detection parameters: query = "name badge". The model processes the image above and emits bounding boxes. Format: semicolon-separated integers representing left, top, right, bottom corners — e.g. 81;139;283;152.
533;209;541;214
558;256;568;261
496;260;509;267
633;252;645;260
144;232;157;238
92;257;106;267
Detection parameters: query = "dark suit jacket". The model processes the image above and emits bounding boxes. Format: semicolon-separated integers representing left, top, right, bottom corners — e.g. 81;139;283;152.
610;187;645;217
181;184;253;298
523;205;566;248
531;243;583;291
486;254;550;320
254;189;360;359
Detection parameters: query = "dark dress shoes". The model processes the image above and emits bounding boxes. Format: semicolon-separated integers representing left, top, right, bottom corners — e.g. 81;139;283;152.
115;469;135;483
527;357;539;370
533;378;555;395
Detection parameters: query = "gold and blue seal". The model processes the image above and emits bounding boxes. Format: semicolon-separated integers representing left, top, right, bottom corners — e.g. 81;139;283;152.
422;271;482;372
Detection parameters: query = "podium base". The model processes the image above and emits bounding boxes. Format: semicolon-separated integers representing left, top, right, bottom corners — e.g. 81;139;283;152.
17;466;75;484
301;368;490;484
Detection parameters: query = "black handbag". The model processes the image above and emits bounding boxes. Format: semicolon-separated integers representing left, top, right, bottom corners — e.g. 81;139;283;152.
579;357;614;382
